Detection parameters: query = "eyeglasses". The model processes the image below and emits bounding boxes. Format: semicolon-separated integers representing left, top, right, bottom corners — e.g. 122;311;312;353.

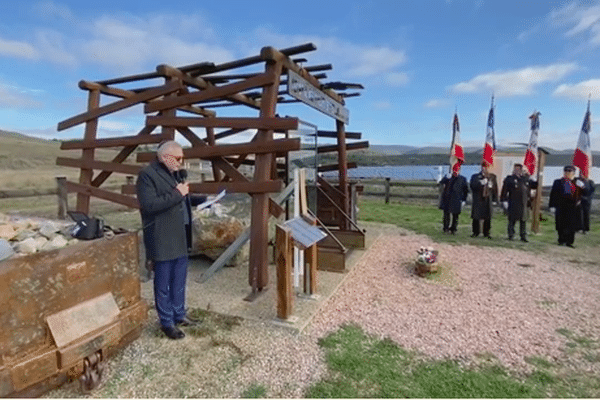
165;154;183;162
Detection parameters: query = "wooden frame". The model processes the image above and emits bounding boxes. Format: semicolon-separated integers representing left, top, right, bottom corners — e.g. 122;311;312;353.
56;42;365;296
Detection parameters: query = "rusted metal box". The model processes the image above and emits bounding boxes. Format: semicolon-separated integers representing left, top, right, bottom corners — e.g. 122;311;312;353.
0;232;147;397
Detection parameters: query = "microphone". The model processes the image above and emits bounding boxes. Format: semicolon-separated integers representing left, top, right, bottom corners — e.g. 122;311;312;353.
176;169;188;183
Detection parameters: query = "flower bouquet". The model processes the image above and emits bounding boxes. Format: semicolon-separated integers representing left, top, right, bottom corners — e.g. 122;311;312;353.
415;246;439;276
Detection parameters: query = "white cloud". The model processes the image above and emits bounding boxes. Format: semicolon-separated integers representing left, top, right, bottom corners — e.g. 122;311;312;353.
33;0;75;21
424;99;450;109
251;27;408;80
0;37;40;60
0;82;43;108
549;2;600;46
553;79;600;100
449;63;578;96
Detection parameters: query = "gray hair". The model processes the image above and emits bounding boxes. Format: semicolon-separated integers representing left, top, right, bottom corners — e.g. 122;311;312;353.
157;140;182;157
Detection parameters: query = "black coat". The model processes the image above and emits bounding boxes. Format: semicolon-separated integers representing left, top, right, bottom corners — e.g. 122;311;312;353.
577;178;595;206
500;174;538;221
438;174;469;214
549;178;580;233
470;172;498;220
137;161;192;262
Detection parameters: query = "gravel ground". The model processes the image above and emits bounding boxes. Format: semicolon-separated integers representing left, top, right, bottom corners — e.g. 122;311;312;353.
307;232;600;372
45;227;600;398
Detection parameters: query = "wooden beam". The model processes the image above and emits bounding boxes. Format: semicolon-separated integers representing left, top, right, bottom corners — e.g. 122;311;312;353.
157;64;260;109
57;157;143;175
78;80;215;117
76;89;99;214
122;180;282;195
213;128;246;141
60;132;172;150
315;140;369;154
135;138;301;162
57;81;182;131
146;116;298;131
144;72;275;113
317;162;357;172
91;124;156;187
276;224;293;320
66;181;138;208
316;130;362;140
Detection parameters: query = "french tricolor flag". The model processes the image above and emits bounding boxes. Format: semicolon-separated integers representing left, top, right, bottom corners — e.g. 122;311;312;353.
482;97;496;167
572;101;592;179
524;111;540;177
450;113;464;174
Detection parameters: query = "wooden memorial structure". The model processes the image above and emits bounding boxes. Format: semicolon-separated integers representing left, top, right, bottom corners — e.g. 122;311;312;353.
56;43;367;297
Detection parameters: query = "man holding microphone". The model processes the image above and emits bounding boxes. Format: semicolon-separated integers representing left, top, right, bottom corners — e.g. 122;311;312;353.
136;140;203;340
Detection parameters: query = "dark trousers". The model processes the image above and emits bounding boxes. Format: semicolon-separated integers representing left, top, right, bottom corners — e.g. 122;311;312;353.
443;211;459;232
557;228;575;246
154;255;188;328
581;201;591;232
472;219;491;236
508;218;527;240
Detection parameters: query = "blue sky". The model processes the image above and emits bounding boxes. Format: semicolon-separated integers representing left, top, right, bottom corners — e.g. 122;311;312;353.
0;0;599;150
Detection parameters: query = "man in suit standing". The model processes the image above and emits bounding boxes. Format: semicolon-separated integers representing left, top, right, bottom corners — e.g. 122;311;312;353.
439;168;469;234
549;165;582;248
500;163;538;242
136;141;203;340
470;162;498;238
574;173;595;234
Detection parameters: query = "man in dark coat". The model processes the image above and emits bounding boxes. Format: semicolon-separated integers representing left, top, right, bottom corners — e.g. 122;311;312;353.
500;163;538;242
438;169;469;234
549;165;580;248
574;174;595;234
470;162;498;238
136;141;205;340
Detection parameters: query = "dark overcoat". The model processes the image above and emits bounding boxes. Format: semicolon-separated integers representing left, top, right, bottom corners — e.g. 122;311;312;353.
438;174;469;214
549;178;580;233
136;161;190;262
500;174;538;221
470;172;498;220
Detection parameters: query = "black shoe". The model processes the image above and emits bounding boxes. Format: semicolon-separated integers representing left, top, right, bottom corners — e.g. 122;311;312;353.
450;230;456;235
470;233;478;238
521;238;528;243
484;235;492;239
566;243;575;248
558;242;565;246
161;325;185;340
175;316;202;327
508;236;513;241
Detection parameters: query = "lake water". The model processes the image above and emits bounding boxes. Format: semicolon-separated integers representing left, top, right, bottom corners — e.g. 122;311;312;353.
322;165;600;186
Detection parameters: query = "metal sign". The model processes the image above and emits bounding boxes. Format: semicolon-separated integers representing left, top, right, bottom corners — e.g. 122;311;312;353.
287;70;349;124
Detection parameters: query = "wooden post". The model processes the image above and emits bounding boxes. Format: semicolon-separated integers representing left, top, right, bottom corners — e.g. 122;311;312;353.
531;149;546;234
275;224;293;319
303;214;318;295
248;57;282;293
385;177;391;204
56;177;68;220
76;89;100;214
336;119;349;229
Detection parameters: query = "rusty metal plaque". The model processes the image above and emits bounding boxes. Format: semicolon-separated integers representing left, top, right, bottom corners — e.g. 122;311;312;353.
46;292;120;349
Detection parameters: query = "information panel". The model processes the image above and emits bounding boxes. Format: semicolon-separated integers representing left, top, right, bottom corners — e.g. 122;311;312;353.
287;70;350;124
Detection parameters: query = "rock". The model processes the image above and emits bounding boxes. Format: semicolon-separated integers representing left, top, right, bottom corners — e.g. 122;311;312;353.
0;224;16;240
0;213;8;223
39;222;60;239
33;236;48;251
67;238;79;246
191;215;247;264
13;219;39;231
40;235;69;252
0;239;15;261
15;237;38;254
12;229;36;242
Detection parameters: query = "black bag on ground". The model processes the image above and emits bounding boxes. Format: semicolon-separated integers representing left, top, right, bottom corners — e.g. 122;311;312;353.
68;211;104;240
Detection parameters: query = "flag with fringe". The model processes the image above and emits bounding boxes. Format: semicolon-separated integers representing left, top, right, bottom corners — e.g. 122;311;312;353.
450;113;464;174
572;101;592;178
524;111;540;177
482;97;496;166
